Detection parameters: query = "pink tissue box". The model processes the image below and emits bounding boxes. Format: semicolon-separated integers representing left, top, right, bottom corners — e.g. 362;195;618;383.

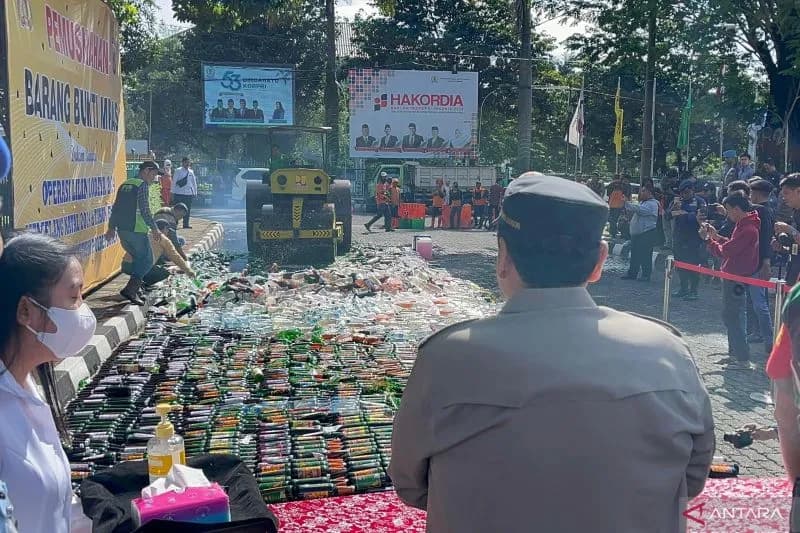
132;483;231;527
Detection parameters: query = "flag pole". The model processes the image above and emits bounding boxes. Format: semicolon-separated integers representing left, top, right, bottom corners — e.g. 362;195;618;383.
615;77;620;176
578;73;585;176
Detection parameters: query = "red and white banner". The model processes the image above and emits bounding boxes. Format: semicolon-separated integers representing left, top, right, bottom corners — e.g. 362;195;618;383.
348;69;478;159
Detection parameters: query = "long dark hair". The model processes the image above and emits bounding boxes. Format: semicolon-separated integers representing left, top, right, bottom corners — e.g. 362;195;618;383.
0;233;76;445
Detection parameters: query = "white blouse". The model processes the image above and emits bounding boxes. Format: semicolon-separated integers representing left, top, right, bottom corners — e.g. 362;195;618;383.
0;362;72;532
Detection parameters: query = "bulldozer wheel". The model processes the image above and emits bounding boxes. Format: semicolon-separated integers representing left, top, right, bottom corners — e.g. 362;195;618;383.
331;180;352;254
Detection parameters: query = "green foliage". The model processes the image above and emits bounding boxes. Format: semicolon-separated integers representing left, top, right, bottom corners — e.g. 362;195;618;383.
103;0;158;71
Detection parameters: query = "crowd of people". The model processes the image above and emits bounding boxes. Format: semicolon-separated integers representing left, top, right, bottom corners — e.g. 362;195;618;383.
365;172;506;232
7;116;800;530
596;155;800;369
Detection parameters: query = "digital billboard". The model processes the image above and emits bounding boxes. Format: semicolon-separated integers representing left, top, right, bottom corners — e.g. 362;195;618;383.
203;64;295;129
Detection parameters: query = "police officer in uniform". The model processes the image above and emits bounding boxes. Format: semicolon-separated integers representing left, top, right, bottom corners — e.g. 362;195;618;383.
390;172;714;533
106;160;163;305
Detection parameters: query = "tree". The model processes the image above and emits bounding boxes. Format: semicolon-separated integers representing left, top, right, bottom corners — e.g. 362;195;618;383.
692;0;800;168
561;0;762;176
516;0;532;173
103;0;158;71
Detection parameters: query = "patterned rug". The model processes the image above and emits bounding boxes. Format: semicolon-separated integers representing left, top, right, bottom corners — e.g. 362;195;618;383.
270;478;794;532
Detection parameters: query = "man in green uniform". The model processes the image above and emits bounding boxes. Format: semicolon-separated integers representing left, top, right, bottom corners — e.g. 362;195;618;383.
106;160;162;305
390;172;715;532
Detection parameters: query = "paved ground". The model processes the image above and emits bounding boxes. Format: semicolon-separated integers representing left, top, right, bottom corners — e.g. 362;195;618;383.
196;208;786;477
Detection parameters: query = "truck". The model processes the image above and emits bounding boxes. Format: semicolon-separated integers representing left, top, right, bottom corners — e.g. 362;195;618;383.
365;162;497;210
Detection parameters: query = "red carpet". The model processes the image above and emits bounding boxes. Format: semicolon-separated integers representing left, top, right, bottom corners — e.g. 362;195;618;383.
269;478;793;532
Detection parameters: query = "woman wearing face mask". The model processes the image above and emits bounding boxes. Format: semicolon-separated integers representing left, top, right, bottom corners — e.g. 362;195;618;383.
0;233;97;533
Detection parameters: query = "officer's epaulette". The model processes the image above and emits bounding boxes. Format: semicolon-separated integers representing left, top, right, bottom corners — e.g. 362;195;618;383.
417;318;480;351
626;312;683;338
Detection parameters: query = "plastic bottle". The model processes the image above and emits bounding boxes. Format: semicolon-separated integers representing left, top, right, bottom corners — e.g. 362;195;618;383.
147;404;186;483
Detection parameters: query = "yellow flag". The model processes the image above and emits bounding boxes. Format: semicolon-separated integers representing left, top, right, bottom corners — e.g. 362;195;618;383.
614;78;624;155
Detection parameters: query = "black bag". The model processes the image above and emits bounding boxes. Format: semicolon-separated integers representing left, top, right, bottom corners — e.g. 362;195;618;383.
80;454;278;533
176;170;189;188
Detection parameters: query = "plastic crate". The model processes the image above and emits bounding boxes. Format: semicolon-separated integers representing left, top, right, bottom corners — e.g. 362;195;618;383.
398;203;426;219
410;218;425;230
399;218;412;229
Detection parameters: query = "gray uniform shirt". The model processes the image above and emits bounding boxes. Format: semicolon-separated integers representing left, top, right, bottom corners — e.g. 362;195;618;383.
390;287;715;533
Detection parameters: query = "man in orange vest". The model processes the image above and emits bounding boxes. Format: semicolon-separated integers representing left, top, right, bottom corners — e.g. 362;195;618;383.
472;181;488;228
431;178;445;229
365;173;394;232
390;178;402;220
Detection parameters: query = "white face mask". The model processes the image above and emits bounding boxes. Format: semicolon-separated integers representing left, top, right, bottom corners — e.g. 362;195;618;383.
25;298;97;359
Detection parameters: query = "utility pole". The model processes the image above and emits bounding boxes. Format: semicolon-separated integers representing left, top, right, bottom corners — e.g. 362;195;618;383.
516;0;532;174
324;0;340;173
639;0;657;181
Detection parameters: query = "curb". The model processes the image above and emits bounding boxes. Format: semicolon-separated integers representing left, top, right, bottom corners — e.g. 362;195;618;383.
189;222;225;254
54;222;226;406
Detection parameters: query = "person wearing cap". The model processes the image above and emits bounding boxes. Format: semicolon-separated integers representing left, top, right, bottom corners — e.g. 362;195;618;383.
390;178;401;219
121;220;196;288
379;124;398;149
171;157;197;229
154;204;189;261
390;172;714;533
365;174;392;232
106;160;163;305
160;159;173;207
667;179;707;300
402;123;424;149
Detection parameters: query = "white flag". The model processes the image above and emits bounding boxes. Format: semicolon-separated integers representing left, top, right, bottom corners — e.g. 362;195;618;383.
566;89;585;151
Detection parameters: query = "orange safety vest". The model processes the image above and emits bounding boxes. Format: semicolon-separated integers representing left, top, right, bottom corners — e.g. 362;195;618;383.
375;183;389;205
391;187;401;206
473;187;487;206
432;189;444;208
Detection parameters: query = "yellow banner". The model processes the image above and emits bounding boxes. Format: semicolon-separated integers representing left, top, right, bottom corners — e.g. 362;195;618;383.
5;0;126;292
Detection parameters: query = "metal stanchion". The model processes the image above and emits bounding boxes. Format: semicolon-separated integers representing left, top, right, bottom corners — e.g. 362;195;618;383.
663;256;674;321
774;279;787;341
